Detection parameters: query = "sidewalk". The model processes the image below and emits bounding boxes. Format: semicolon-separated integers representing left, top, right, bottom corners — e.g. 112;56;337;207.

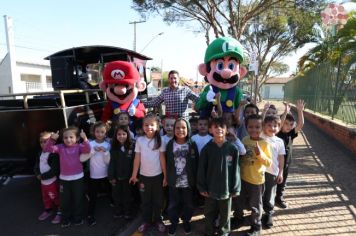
122;101;356;236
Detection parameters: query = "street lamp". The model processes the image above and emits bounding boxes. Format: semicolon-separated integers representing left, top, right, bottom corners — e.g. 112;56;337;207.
140;32;164;53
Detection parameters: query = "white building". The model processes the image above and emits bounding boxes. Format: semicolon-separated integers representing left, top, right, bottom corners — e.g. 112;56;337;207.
0;54;52;94
261;76;294;100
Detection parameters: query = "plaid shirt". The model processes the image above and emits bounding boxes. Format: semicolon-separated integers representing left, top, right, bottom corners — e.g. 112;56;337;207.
144;86;199;119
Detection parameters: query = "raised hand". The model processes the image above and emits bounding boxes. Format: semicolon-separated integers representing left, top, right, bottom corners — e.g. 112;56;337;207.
239;99;248;106
283;101;291;114
80;129;88;142
51;131;60;140
215;92;221;103
296;99;305;111
211;106;218;118
263;102;270;111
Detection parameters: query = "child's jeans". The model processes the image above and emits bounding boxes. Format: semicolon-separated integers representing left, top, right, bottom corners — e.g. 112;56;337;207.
234;180;264;229
112;178;132;215
60;178;85;222
41;180;60;210
263;173;277;216
139;174;163;223
167;187;194;225
204;196;231;236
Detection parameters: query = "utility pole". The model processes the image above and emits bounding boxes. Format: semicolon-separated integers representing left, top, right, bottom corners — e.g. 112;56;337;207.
129;20;146;51
4;15;21;94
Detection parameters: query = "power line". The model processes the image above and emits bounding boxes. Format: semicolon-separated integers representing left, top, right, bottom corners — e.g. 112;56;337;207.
0;43;52;52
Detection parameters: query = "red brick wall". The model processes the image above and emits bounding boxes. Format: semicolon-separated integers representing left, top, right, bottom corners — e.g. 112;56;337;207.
300;109;356;154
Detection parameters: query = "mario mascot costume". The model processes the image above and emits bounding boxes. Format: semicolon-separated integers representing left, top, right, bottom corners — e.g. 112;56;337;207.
195;37;247;118
100;61;146;122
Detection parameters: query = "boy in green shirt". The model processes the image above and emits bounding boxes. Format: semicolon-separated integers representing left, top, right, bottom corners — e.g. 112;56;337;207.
197;117;240;236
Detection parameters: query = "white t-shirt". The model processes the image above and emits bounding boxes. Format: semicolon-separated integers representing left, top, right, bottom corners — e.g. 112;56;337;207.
39;152;57;185
89;140;111;179
135;136;166;177
191;134;212;154
162;134;173;148
261;134;286;176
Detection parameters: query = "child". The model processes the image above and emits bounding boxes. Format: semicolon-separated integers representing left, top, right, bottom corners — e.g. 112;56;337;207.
108;125;135;219
235;102;259;140
261;115;285;229
191;117;212;155
134;118;144;138
113;112;135;139
262;102;278;119
197;118;240;236
80;121;111;226
165;118;199;235
129;113;167;233
275;100;304;208
188;117;198;135
44;127;90;227
162;116;176;147
34;131;61;224
233;114;272;236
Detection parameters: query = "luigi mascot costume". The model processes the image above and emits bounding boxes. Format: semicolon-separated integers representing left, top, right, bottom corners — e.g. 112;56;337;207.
195;37;247;118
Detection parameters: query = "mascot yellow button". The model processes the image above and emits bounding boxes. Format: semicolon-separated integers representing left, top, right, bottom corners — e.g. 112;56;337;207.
226;100;233;107
114;108;121;115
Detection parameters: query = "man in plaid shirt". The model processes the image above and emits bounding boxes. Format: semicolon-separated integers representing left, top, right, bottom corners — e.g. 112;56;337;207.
144;70;199;120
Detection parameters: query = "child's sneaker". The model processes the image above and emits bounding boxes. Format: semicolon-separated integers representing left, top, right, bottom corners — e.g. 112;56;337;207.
73;219;84;226
183;222;192;235
168;224;177;236
51;213;61;224
138;222;150;233
87;216;97;226
246;227;261;236
61;219;71;228
275;197;288;209
38;210;52;221
262;214;273;229
156;221;166;233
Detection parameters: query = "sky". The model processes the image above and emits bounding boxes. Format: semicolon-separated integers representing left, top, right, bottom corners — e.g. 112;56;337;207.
1;0;355;81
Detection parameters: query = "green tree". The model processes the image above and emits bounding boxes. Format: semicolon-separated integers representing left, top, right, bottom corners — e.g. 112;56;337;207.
241;1;323;100
132;0;326;101
298;12;356;117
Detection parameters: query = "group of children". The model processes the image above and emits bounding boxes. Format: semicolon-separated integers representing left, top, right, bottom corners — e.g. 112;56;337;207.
35;99;305;236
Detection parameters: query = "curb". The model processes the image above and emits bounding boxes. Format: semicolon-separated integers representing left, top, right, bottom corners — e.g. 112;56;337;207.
117;214;142;236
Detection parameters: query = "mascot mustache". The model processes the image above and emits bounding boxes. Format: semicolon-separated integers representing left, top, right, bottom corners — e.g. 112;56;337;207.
213;72;239;84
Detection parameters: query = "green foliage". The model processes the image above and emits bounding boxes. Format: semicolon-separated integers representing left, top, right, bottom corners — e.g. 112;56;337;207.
291;12;356;121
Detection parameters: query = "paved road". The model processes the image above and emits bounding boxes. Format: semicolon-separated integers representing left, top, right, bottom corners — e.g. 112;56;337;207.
1;110;356;235
0;177;132;236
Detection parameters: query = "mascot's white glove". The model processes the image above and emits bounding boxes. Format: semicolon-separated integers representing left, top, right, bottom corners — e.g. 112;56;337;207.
128;104;136;116
206;85;216;103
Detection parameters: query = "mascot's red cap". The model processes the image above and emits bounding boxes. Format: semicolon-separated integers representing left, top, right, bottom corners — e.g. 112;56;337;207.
103;61;140;85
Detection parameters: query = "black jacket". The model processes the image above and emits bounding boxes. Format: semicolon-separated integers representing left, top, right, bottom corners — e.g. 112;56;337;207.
165;139;199;188
108;142;135;180
33;152;60;180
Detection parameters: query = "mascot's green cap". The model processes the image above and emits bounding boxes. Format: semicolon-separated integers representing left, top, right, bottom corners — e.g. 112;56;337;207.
204;37;244;64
